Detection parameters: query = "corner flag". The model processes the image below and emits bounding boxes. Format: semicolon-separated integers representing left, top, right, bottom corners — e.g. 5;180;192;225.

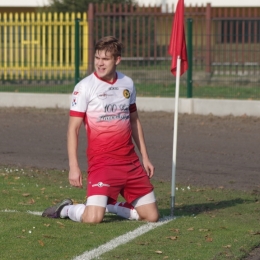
168;0;188;217
168;0;188;76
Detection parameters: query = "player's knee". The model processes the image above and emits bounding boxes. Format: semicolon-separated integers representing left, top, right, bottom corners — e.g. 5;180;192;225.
81;214;103;224
140;211;159;222
136;204;160;222
81;205;105;224
149;211;160;222
133;193;159;222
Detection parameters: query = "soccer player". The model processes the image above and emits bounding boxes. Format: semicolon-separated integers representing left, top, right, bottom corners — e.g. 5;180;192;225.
42;36;159;223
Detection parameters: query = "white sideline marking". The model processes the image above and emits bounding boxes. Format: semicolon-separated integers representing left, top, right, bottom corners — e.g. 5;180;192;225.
1;210;42;216
27;211;42;216
73;217;174;260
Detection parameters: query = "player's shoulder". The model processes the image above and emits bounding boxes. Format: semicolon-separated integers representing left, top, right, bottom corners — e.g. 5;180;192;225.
73;73;96;91
117;71;134;85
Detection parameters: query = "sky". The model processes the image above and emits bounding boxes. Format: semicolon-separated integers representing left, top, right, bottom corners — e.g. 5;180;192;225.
1;0;259;7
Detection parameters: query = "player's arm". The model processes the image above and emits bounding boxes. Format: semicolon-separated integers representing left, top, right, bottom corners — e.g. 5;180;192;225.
67;116;84;188
130;110;155;178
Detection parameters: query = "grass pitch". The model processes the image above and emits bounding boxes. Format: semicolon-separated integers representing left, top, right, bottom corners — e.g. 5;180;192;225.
0;166;260;260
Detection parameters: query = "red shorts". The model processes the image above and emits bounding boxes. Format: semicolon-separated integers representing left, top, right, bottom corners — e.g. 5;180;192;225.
86;157;154;203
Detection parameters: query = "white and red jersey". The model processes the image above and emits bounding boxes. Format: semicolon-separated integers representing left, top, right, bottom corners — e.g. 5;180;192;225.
70;71;139;166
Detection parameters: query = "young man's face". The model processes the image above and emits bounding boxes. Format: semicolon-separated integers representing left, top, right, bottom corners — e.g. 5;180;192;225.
94;50;121;82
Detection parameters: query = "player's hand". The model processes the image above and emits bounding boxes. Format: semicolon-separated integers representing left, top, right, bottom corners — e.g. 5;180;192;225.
143;157;155;178
69;166;83;188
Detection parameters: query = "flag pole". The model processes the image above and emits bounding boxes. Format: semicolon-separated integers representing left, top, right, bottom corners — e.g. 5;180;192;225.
171;56;181;217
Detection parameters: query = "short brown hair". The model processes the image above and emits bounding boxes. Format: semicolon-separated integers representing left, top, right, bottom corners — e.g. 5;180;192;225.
95;36;123;58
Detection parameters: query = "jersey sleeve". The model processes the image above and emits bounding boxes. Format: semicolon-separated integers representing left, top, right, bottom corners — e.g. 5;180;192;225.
128;82;137;113
130;84;136;105
129;103;137;113
70;82;87;117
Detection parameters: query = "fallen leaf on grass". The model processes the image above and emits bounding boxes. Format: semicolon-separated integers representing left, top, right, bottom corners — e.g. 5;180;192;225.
44;224;50;227
223;245;231;248
205;236;213;242
166;236;178;240
136;241;149;245
19;199;35;205
169;228;180;233
219;226;227;230
187;227;194;231
199;229;210;232
17;236;26;239
22;193;30;197
42;235;55;238
38;240;44;246
249;231;260;235
155;251;163;254
27;198;35;204
56;221;65;227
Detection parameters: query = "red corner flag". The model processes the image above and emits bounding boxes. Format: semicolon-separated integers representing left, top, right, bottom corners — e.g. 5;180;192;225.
168;0;188;76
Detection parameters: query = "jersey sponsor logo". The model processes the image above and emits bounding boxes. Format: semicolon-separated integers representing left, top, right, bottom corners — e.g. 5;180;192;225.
98;113;130;121
73;91;79;95
97;92;113;100
119;104;129;112
72;97;78;106
104;104;117;113
104;104;129;113
123;89;130;99
92;182;110;188
108;87;119;90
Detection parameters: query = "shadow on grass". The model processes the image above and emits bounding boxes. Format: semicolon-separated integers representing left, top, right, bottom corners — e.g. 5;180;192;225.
103;214;129;223
159;198;253;217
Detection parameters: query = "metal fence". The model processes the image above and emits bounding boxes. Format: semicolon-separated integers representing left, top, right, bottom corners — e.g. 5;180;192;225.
88;4;260;99
0;12;88;81
0;4;260;99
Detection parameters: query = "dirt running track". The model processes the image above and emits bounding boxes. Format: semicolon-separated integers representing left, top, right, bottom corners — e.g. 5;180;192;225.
0;107;260;259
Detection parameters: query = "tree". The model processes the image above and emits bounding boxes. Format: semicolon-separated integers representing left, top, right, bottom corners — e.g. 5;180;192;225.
46;0;137;12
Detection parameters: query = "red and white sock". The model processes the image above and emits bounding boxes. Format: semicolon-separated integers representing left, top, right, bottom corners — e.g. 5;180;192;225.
60;204;85;222
106;201;139;220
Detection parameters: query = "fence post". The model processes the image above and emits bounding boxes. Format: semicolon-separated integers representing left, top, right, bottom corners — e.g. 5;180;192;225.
87;3;94;75
75;18;80;85
186;18;193;98
205;3;211;74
